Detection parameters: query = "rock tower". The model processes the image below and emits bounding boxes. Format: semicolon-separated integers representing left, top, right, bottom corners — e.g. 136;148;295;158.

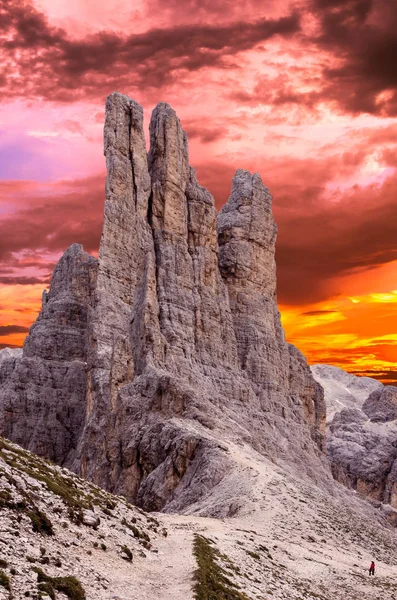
0;93;327;512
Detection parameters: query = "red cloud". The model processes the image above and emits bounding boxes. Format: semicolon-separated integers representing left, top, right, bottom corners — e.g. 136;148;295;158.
0;325;29;336
0;176;104;263
311;0;397;116
0;1;300;102
2;0;395;119
0;277;50;285
230;0;397;118
195;144;397;304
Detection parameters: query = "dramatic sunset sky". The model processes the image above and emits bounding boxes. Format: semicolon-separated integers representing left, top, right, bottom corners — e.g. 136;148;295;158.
0;0;396;383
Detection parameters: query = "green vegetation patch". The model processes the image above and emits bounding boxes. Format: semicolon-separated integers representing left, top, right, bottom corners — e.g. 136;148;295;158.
0;487;26;511
246;550;260;561
0;437;114;524
34;568;85;600
0;469;53;536
121;545;133;562
27;507;54;536
38;581;56;599
0;570;11;591
193;534;251;600
0;438;117;513
121;517;150;541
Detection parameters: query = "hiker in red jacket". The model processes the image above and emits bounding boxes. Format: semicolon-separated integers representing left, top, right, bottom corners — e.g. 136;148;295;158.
369;561;375;576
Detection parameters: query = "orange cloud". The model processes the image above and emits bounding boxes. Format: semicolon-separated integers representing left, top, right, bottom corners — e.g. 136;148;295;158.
0;284;42;348
281;283;397;384
0;0;396;387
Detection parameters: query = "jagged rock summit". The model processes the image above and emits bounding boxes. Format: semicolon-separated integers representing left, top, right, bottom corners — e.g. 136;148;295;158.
0;92;328;513
311;364;382;422
0;348;22;367
312;365;397;523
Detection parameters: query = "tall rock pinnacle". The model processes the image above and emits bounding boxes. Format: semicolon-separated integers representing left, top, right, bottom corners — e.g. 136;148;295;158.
218;170;289;395
0;93;327;513
0;244;97;464
86;93;153;415
148;102;190;235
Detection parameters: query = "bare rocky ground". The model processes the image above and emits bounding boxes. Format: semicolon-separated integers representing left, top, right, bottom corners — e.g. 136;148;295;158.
312;364;397;521
311;365;382;423
2;433;397;600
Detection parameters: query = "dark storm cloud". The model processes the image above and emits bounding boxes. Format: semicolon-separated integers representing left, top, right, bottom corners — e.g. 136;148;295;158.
0;1;300;101
145;0;279;20
0;256;56;272
1;0;396;117
311;0;397;116
366;370;397;385
0;276;50;285
0;176;104;261
0;325;29;336
275;177;397;304
195;149;397;305
275;200;397;303
230;0;397;117
228;74;322;113
1;0;395;116
184;124;227;144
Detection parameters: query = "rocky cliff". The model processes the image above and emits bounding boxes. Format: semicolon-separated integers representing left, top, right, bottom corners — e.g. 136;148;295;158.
4;436;397;600
0;93;327;513
311;364;382;422
0;244;97;465
0;348;22;366
312;365;397;524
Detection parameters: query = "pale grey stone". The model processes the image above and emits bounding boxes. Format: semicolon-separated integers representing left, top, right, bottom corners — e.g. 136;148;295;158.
313;365;397;522
0;348;22;366
0;93;328;514
311;364;382;422
0;244;97;464
82;510;101;528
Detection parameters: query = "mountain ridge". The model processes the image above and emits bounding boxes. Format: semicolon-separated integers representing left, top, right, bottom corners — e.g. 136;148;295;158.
312;364;397;523
1;94;397;598
0;93;327;514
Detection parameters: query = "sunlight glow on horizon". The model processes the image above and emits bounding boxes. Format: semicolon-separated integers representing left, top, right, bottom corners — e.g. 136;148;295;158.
0;0;396;385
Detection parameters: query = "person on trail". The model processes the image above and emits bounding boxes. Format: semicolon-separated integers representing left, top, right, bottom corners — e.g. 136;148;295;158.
369;561;375;576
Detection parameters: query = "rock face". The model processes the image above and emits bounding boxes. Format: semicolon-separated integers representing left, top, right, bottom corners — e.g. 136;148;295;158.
311;364;382;422
363;386;397;422
0;93;328;513
312;365;397;522
0;244;97;465
0;347;22;366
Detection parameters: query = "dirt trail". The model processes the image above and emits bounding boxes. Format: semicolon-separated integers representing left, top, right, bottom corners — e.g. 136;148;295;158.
93;441;397;599
3;435;397;600
109;518;196;600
